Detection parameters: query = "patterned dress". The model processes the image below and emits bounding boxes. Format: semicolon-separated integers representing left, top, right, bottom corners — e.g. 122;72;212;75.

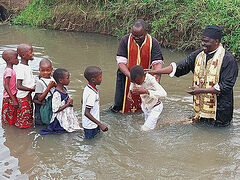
40;88;81;135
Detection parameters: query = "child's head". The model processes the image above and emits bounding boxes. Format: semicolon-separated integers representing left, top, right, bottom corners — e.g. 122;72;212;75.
2;50;19;65
84;66;102;85
53;68;70;85
17;44;34;61
39;58;53;79
130;65;145;85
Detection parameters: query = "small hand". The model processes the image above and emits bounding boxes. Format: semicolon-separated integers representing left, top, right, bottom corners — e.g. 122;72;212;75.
127;91;134;103
132;87;148;95
42;99;46;106
99;124;108;132
48;81;56;89
67;98;73;107
186;86;201;95
12;99;18;108
31;85;36;92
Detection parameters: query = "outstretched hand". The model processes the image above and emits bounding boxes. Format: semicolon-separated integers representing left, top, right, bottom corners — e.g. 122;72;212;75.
144;69;157;75
186;86;202;95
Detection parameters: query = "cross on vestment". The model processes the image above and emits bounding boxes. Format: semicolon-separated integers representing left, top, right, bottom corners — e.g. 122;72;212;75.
131;106;137;113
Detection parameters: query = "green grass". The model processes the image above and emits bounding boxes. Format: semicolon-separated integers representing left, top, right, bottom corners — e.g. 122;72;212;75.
12;0;240;59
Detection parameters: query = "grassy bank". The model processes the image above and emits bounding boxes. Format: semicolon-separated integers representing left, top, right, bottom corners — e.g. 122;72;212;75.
13;0;240;60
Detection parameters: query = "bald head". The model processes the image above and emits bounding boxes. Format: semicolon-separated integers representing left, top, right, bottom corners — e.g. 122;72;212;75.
40;58;52;68
17;44;33;58
132;19;146;30
84;66;102;82
2;50;18;62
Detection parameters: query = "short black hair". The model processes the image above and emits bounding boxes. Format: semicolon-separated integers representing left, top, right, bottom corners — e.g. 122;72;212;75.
130;65;144;82
53;68;68;83
132;19;146;30
39;58;52;68
84;66;102;82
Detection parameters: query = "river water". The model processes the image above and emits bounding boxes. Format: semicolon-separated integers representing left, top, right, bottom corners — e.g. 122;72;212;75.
0;25;239;179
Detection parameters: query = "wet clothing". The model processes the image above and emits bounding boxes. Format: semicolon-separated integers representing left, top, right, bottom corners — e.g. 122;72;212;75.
84;126;100;139
113;34;164;112
82;83;101;138
173;48;238;126
15;94;33;128
35;77;55;125
1;95;18;125
141;102;163;131
40;88;81;135
130;73;167;110
15;63;35;128
2;67;18;125
130;73;166;130
33;94;43;126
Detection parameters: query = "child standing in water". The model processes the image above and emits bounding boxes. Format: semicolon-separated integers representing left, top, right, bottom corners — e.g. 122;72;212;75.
1;50;19;125
40;68;81;135
34;59;55;125
82;66;108;139
15;44;35;128
128;65;167;131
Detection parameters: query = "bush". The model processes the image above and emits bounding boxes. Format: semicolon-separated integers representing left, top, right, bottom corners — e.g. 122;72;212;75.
13;0;240;60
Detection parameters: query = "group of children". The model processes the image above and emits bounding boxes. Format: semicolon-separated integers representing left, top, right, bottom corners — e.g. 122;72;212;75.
1;44;167;139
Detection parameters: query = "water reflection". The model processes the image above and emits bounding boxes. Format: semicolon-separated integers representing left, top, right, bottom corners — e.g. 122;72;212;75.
0;25;239;179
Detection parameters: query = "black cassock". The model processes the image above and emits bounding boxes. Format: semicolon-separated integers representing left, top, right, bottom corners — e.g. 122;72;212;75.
176;49;238;126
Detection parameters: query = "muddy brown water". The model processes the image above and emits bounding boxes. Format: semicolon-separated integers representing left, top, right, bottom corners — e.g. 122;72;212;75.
0;25;240;179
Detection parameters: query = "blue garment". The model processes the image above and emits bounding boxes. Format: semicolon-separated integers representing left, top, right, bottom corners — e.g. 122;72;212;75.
40;89;69;135
33;94;43;126
40;117;67;135
84;126;100;139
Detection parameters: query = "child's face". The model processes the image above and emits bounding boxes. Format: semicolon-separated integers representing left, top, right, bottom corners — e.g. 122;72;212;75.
24;47;34;61
134;74;145;85
39;65;53;79
9;52;19;65
60;72;70;86
93;72;102;85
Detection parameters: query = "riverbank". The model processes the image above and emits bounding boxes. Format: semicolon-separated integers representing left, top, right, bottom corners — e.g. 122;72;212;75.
8;0;240;60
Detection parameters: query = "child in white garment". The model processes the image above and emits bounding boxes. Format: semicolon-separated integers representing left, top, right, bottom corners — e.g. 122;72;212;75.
128;65;167;131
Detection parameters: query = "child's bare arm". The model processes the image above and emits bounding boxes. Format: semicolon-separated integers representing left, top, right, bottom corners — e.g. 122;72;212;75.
4;77;18;108
38;81;56;101
17;79;35;92
84;107;108;132
33;94;45;105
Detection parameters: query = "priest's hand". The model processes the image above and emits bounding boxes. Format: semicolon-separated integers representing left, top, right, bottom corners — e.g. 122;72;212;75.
186;86;202;95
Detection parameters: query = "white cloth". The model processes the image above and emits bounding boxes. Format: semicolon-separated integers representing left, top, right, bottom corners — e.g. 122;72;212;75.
82;84;100;129
130;73;167;110
16;63;35;98
35;77;55;99
141;102;163;131
51;90;81;132
151;60;164;66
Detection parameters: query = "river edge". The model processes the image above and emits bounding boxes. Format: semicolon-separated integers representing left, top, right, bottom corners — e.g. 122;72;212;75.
1;0;240;60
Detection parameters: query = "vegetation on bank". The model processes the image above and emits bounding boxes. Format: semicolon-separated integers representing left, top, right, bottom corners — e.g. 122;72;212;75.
13;0;240;59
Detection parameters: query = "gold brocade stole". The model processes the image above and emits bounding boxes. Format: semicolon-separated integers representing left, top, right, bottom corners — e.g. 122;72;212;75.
193;45;225;120
121;34;152;113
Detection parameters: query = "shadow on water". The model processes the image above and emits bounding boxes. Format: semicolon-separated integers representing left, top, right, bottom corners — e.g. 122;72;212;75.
0;25;240;179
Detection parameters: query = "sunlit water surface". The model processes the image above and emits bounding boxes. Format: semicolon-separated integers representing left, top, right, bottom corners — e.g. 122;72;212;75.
0;25;240;179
